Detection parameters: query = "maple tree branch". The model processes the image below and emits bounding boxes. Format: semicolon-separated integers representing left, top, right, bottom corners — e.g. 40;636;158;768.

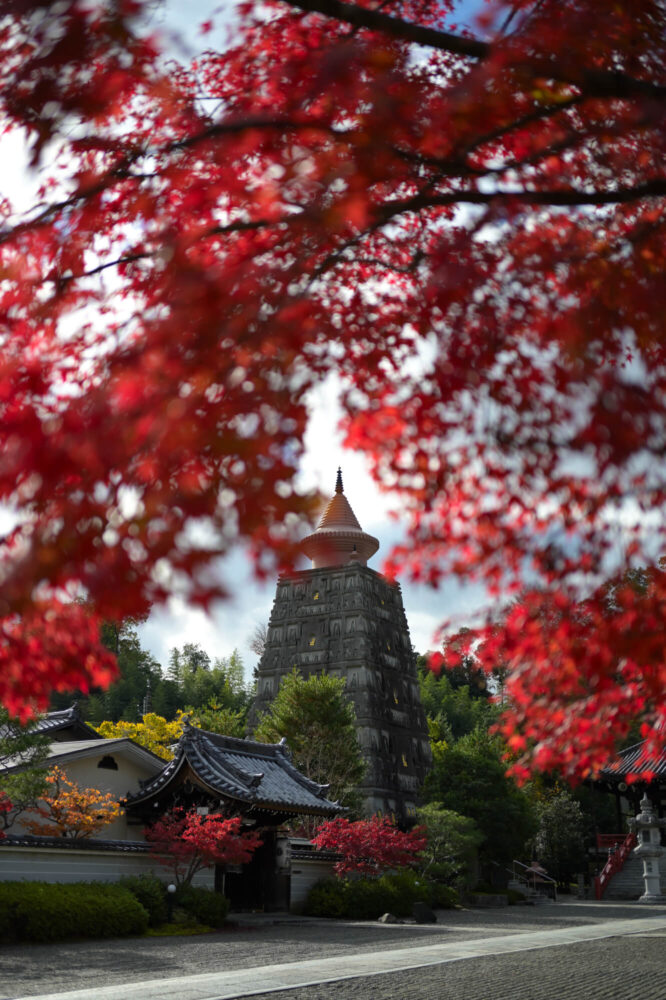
0;117;336;246
352;251;425;274
154;116;337;156
282;0;487;57
456;96;584;160
282;0;666;100
378;179;666;220
49;218;281;285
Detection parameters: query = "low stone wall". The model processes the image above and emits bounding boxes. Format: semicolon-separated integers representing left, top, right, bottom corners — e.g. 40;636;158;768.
289;842;337;912
0;837;214;888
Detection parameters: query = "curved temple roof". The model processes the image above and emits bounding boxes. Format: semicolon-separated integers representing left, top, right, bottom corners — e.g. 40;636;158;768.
125;722;344;818
598;740;666;782
0;703;102;743
301;468;379;568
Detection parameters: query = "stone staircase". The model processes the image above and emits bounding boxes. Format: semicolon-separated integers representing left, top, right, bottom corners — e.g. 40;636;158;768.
602;853;644;900
507;879;555;904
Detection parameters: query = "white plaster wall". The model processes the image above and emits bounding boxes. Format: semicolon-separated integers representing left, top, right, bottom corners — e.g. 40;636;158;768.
10;747;161;841
0;846;214;888
289;857;337;913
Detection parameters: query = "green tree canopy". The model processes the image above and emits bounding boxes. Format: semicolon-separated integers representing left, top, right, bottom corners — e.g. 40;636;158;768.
418;660;499;742
534;789;587;887
0;709;51;831
53;618;165;725
188;700;247;739
416;803;483;890
422;727;537;866
253;670;365;812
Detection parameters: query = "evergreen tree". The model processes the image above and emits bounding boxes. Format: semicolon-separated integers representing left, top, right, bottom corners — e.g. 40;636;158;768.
51;618;163;724
0;709;51;831
418;659;499;742
253;670;365;812
534;789;587;888
422;727;537;867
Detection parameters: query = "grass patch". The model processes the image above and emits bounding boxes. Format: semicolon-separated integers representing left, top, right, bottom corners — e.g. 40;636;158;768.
145;923;214;937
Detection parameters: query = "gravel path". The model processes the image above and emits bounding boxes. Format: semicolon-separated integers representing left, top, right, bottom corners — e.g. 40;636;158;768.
1;900;664;999
242;934;666;1000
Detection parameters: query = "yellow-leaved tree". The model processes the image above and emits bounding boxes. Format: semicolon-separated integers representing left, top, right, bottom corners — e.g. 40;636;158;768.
23;767;120;839
95;712;185;760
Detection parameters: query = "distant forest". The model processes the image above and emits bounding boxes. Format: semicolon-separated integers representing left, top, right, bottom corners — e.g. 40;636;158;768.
49;619;253;726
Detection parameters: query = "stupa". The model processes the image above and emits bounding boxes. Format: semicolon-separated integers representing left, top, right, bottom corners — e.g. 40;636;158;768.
252;470;431;822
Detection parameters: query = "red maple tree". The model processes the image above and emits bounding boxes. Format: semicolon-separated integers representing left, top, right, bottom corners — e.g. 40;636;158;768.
0;2;664;774
0;795;11;841
144;809;263;886
312;815;427;875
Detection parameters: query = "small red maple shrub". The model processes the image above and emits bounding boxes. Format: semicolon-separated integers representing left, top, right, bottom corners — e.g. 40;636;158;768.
312;816;427;876
144;809;263;886
0;794;11;841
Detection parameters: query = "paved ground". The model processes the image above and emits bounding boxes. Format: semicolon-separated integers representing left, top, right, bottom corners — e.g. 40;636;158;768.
1;900;664;1000
243;934;666;1000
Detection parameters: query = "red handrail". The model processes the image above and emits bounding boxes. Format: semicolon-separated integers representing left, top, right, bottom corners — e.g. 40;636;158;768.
596;833;627;850
594;831;637;900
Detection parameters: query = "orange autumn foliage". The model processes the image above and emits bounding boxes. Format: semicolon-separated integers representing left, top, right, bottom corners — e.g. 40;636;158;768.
23;767;121;839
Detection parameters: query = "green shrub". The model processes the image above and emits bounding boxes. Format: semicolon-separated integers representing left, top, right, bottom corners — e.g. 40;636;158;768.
428;882;458;908
304;878;349;918
345;877;396;919
175;886;229;927
507;888;527;905
376;870;423;917
119;874;168;927
305;871;457;920
0;882;148;943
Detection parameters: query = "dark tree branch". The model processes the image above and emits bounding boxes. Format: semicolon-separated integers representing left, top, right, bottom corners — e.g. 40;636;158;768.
282;0;666;100
377;179;666;222
282;0;488;58
49;218;283;286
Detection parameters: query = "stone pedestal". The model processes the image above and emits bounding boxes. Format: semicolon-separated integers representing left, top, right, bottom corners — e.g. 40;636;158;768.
631;795;666;904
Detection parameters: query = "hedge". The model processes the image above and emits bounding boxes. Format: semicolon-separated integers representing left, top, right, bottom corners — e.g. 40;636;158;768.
118;874;168;927
0;881;149;943
175;885;230;927
305;871;458;920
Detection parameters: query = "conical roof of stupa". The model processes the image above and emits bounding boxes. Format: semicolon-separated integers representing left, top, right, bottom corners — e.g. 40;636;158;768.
301;469;379;569
316;486;363;532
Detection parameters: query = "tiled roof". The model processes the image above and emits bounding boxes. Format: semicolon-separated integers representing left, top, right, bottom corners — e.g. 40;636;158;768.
125;724;344;817
0;704;103;741
1;737;164;773
0;834;150;853
598;741;666;781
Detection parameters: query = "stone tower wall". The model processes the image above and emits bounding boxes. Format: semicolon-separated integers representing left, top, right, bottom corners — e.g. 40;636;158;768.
252;563;431;823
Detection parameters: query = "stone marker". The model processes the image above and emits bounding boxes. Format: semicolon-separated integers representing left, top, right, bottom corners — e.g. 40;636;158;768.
413;901;437;923
378;912;400;923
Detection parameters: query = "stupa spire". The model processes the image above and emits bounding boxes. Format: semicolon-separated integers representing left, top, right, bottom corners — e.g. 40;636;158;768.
301;469;379;569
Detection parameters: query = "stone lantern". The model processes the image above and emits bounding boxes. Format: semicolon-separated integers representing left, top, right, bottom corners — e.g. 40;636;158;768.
630;795;666;904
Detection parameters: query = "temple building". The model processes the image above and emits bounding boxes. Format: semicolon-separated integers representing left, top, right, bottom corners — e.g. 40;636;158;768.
1;710;342;911
125;721;343;910
252;470;431;823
